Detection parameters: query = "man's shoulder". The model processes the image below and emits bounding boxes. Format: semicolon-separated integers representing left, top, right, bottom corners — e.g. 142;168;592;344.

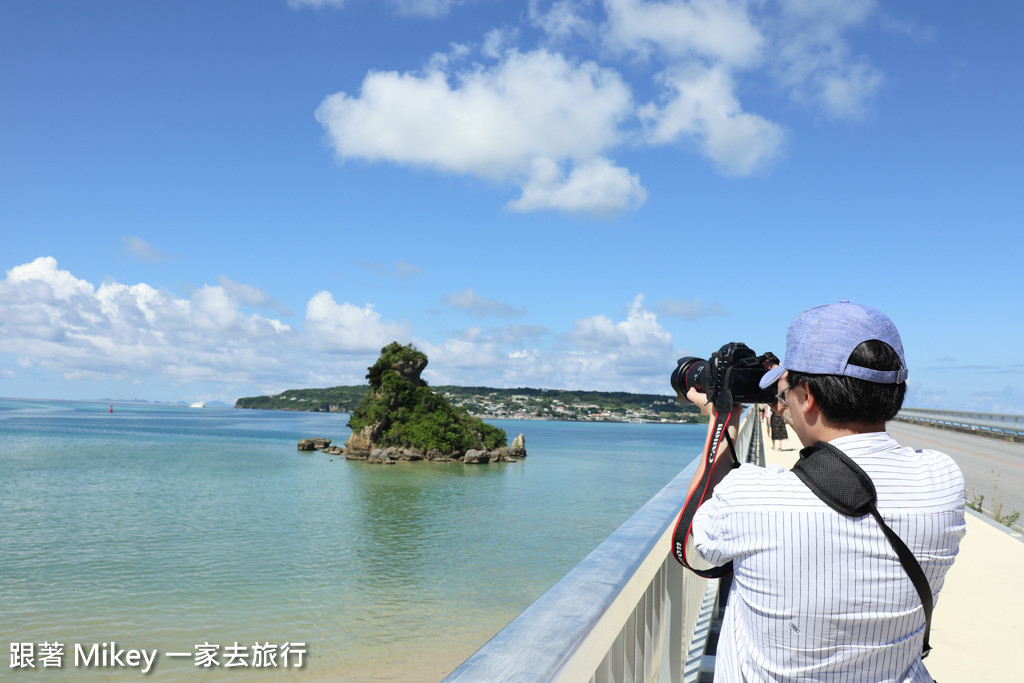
833;434;965;509
720;458;790;481
728;461;795;480
836;433;962;475
910;446;961;470
716;462;819;503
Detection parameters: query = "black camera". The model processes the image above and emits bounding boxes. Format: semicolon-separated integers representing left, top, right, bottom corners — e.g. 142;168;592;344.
671;342;779;406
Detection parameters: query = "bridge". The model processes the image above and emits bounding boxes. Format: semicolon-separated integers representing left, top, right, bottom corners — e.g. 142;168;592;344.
444;408;1024;682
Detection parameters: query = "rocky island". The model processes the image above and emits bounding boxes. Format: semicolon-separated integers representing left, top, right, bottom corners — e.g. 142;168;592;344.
301;342;525;465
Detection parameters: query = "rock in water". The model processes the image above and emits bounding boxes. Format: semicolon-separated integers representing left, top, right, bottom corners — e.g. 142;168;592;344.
345;425;378;453
343;342;509;463
510;433;527;458
463;449;491;464
298;438;332;451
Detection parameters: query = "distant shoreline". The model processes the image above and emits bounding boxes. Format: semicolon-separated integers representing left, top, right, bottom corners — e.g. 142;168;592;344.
234;404;706;425
234;384;703;424
0;397;704;423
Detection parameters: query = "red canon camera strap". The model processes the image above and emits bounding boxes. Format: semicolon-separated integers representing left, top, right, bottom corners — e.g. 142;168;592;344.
671;408;737;578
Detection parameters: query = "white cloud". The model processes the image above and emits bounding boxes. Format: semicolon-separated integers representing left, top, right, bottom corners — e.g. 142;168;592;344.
779;0;875;30
494;324;548;345
620;294;673;345
528;0;599;42
417;295;676;392
419;327;506;372
482;27;520;59
415;323;553;387
6;256;94;300
121;236;175;263
656;296;726;319
192;286;252;332
603;0;764;68
397;262;422;279
0;259;687;396
288;0;467;16
772;0;884;120
567;294;674;378
0;257;294;386
288;0;346;8
305;291;411;353
640;63;785;174
817;60;883;121
879;14;936;45
218;275;292;316
507;156;647;216
572;314;630;349
357;260;423;280
315;47;639;215
443;288;527;318
310;0;893;212
388;0;467;17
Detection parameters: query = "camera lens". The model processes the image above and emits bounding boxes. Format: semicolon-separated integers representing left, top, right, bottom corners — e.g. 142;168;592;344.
671;357;707;395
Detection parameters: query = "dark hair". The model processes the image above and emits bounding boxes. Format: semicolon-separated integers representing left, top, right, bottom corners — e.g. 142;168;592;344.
787;340;906;425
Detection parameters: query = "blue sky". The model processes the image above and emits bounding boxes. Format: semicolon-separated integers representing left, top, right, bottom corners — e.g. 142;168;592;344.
1;1;1021;412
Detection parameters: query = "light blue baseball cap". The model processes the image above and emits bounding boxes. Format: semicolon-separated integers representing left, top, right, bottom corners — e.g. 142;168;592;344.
759;301;909;388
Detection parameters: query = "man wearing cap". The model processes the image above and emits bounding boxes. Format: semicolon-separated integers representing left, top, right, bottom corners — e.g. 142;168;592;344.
683;302;965;682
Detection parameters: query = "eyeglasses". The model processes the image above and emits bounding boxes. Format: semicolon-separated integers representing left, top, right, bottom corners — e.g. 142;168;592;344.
775;385;793;407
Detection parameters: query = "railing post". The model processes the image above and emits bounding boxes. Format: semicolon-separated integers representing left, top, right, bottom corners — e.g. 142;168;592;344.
896;407;1024;440
662;557;684;682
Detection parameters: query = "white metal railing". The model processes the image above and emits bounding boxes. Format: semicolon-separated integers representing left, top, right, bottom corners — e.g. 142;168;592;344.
896;407;1024;438
444;408;763;683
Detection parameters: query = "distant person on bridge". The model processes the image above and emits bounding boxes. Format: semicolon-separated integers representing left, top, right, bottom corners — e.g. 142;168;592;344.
682;302;966;682
769;409;789;449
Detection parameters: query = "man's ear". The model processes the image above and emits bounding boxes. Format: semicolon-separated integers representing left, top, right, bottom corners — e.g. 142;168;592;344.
799;385;815;412
796;384;820;426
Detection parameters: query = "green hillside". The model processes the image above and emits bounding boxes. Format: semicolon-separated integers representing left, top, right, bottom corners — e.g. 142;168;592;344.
235;384;700;422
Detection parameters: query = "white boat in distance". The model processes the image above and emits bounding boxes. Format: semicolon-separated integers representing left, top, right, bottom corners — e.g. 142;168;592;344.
189;401;206;408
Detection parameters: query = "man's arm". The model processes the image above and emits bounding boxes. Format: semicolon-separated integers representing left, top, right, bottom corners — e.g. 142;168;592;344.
680;386;743;501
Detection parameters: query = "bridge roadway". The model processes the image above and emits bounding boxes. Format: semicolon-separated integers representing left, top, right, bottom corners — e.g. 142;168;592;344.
763;422;1023;682
888;420;1024;529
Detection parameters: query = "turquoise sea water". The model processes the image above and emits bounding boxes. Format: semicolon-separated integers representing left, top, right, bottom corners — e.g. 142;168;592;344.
0;399;704;681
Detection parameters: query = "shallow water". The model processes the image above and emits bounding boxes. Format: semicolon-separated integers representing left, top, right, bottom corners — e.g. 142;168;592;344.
0;399;703;681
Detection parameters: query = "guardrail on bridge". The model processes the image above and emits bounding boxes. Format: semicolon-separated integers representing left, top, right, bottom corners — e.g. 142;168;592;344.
896;408;1024;439
444;407;763;683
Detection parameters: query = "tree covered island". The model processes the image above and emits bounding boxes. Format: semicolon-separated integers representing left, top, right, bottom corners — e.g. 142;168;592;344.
291;342;524;464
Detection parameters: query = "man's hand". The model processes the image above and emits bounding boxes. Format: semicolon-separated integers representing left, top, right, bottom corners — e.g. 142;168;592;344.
680;386;741;417
684;386;714;417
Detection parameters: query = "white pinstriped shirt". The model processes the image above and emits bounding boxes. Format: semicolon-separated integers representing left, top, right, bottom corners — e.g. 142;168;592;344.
693;432;966;683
